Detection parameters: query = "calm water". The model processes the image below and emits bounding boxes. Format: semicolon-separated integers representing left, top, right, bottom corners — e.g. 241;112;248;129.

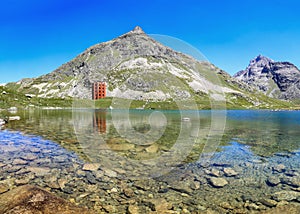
1;109;300;213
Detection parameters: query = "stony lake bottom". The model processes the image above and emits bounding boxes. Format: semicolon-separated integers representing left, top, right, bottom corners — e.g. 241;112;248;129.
1;109;300;213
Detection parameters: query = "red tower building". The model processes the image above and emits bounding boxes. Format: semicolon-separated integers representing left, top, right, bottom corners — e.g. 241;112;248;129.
93;82;106;100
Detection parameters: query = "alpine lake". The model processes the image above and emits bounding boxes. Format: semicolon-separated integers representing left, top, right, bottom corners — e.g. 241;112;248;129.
1;109;300;213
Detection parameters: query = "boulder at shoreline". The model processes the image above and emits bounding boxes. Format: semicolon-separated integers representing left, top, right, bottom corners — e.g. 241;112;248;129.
0;185;93;214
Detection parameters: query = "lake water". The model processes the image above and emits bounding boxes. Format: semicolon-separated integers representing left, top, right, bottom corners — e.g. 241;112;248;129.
1;109;300;213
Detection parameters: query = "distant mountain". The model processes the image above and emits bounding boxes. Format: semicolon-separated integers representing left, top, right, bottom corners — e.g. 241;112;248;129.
234;55;300;100
5;27;292;109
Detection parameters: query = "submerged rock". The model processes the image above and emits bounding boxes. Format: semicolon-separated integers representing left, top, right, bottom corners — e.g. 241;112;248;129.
266;176;281;186
15;177;31;186
127;204;140;214
123;187;135;197
12;159;28;165
208;177;228;188
169;182;193;194
21;154;38;161
206;168;220;177
223;167;238;177
261;204;300;214
27;166;50;176
145;144;159;153
0;183;9;194
281;176;300;188
82;163;100;171
272;190;300;201
260;198;277;207
143;198;173;212
0;185;93;214
103;168;118;178
273;164;286;173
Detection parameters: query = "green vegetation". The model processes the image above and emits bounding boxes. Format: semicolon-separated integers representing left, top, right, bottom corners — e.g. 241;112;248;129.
1;82;298;113
0;85;72;110
290;100;300;109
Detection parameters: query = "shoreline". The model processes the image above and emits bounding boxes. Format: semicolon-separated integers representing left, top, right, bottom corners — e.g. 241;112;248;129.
0;129;300;213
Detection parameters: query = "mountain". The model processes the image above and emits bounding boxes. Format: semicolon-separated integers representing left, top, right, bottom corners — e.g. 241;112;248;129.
5;27;292;109
234;55;300;100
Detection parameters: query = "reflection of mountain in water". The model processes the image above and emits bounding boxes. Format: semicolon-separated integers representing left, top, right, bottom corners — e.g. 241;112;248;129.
224;110;300;156
5;109;300;160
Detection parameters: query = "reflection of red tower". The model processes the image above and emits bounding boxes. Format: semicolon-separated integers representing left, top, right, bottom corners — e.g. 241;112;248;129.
93;82;106;100
93;111;107;134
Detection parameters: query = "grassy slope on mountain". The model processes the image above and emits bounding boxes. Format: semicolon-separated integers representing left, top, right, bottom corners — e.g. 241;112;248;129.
0;85;72;110
1;84;296;111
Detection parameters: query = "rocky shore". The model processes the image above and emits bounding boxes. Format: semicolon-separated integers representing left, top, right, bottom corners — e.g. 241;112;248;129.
0;185;92;213
0;107;21;130
0;118;5;129
0;130;300;213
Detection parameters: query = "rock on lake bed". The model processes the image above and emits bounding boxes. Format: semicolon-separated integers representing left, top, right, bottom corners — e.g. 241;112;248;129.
0;185;93;214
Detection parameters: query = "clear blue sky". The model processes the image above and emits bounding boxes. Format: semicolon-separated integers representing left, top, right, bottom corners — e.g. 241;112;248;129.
1;0;300;83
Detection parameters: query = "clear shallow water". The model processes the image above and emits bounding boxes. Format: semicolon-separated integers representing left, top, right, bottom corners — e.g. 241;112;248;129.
1;109;300;213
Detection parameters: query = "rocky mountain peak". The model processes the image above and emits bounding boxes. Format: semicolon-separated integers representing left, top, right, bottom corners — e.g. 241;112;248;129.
234;55;300;100
132;26;145;34
250;54;273;66
247;55;274;73
234;55;273;78
114;26;148;42
121;26;146;36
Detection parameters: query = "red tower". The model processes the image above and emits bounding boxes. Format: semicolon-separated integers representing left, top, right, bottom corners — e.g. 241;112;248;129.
93;82;106;100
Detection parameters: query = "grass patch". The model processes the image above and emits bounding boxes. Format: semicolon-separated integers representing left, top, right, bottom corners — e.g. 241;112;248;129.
0;85;72;109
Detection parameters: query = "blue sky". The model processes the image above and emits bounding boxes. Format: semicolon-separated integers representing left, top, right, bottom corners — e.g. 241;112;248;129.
1;0;300;83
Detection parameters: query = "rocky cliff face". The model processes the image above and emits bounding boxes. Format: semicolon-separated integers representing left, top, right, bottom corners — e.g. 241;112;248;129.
234;55;300;100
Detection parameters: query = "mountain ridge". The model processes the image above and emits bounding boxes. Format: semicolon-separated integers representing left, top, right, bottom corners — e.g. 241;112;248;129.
4;27;294;109
234;55;300;100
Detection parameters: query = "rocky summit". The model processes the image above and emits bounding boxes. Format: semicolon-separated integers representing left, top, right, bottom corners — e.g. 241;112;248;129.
234;55;300;100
